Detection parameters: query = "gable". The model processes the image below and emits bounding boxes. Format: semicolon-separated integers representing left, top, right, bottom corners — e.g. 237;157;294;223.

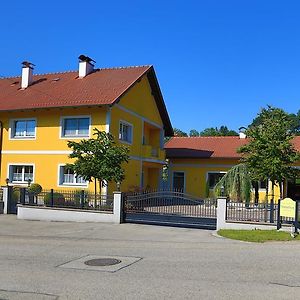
118;75;163;126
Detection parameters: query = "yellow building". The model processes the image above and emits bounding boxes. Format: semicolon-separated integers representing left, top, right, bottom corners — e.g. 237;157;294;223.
0;57;173;194
165;135;300;202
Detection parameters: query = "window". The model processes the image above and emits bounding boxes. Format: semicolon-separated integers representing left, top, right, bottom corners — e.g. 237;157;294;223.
59;166;86;186
9;165;34;183
207;172;225;189
173;172;185;191
62;117;90;137
119;121;132;143
11;119;36;138
252;180;267;190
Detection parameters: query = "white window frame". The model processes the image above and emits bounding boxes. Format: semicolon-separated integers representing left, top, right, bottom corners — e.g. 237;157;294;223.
172;171;186;192
9;118;37;140
60;115;91;139
57;164;88;188
7;163;35;184
206;171;227;190
119;120;133;144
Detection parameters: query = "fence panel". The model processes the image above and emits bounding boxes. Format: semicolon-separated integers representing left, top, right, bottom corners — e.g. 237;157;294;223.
22;188;114;212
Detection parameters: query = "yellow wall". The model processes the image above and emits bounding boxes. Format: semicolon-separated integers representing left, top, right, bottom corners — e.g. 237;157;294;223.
169;158;281;202
0;74;166;194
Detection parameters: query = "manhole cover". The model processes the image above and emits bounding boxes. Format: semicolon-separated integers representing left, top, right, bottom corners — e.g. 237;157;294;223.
84;258;121;266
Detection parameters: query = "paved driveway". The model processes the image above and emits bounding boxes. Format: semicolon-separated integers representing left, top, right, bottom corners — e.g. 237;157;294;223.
0;215;299;299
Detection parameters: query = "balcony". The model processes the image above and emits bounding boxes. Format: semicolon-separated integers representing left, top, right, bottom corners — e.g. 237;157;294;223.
142;145;165;161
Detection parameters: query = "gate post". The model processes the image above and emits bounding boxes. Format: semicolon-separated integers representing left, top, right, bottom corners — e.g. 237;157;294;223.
113;191;123;224
2;186;13;214
217;197;227;230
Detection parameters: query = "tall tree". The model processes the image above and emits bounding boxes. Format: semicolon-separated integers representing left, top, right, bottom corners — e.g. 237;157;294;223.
200;126;238;136
238;106;300;200
173;128;188;137
189;129;200;137
66;129;130;197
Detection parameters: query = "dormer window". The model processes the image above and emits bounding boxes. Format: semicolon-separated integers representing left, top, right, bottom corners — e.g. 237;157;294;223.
10;119;36;139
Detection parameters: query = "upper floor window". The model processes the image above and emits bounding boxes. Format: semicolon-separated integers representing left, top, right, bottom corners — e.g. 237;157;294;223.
119;121;133;143
62;117;90;137
58;166;87;186
9;165;34;183
11;119;36;138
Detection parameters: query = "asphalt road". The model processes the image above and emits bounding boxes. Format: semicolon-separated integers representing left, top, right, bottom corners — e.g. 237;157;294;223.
0;215;300;299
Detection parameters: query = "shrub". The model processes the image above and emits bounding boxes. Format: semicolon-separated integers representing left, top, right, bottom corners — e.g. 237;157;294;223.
44;192;65;207
28;183;42;195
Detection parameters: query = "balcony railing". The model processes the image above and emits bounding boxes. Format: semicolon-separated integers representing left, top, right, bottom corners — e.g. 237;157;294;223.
142;145;165;160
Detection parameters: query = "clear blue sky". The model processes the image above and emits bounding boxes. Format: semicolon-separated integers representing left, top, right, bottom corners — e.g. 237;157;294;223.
1;1;300;133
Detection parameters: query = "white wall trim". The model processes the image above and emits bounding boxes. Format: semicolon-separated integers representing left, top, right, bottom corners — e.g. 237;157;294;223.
119;119;133;145
7;163;35;184
9;117;37;141
2;150;72;155
57;164;88;188
59;115;91;140
115;103;163;129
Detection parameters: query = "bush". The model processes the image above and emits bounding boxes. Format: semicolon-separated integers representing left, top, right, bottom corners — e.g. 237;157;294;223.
28;183;42;195
44;192;65;207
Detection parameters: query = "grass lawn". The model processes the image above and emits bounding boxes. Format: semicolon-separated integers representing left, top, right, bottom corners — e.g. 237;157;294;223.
218;229;300;243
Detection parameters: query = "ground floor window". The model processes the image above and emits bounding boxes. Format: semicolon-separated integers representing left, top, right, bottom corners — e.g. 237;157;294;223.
173;172;185;191
207;172;226;189
9;165;34;183
59;166;87;186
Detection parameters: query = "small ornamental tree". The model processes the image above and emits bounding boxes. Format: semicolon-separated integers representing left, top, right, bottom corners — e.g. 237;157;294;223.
238;106;300;201
214;163;252;203
66;129;130;197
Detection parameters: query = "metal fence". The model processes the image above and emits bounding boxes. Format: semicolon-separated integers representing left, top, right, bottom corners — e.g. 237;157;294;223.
226;200;296;225
125;190;217;218
0;188;3;202
20;188;114;212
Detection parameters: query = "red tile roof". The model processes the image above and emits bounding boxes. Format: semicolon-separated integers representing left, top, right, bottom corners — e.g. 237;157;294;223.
0;66;150;110
165;136;300;159
0;65;173;136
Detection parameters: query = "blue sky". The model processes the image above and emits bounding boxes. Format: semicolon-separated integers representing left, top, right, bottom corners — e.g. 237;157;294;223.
1;1;300;133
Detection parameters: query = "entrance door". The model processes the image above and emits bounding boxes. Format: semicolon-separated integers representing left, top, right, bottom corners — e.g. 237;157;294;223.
287;179;300;200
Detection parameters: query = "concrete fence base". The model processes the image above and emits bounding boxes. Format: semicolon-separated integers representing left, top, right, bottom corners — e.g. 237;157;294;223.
217;197;284;231
17;191;123;224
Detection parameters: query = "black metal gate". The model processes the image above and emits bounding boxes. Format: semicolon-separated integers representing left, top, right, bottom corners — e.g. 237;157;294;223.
123;190;217;230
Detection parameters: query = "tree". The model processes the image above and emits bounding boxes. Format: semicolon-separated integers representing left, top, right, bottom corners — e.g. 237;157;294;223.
66;129;130;197
238;106;300;201
200;126;238;136
189;129;200;137
251;109;300;135
173;128;188;137
214;163;252;203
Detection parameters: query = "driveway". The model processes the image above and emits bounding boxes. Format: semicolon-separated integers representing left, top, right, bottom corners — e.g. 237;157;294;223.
0;215;299;299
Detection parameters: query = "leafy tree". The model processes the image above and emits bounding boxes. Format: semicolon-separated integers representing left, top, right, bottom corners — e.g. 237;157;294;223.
66;129;130;197
214;163;252;203
173;128;188;137
251;109;300;135
238;106;300;200
200;126;238;136
189;129;200;137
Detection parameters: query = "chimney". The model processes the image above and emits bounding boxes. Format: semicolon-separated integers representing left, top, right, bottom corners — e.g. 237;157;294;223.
21;61;35;89
78;55;96;78
239;126;247;139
